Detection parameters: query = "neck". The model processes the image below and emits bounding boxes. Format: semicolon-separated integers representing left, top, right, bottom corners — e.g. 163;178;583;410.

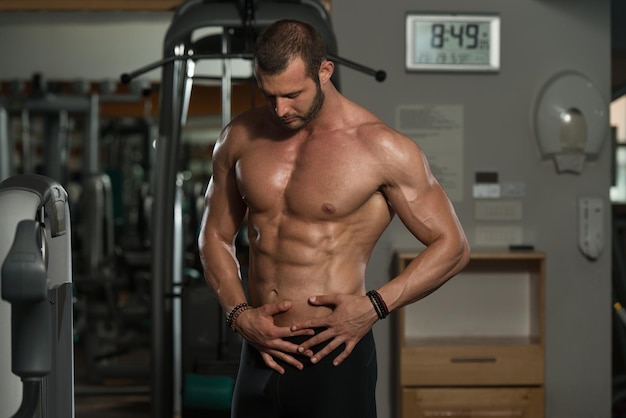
302;84;344;133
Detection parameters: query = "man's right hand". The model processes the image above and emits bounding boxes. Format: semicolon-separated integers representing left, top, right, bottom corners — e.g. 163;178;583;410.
234;300;315;374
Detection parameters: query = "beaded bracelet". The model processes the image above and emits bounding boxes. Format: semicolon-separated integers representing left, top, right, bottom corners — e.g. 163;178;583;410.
366;290;389;320
366;292;383;319
226;302;252;331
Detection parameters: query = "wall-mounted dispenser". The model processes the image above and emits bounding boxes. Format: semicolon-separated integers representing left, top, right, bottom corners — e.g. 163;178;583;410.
533;71;609;174
578;196;605;260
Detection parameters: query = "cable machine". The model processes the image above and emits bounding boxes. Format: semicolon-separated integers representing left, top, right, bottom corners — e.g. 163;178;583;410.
0;174;74;418
0;76;100;185
122;1;386;416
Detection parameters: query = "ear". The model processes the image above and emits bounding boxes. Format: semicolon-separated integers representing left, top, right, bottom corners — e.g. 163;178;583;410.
319;60;334;84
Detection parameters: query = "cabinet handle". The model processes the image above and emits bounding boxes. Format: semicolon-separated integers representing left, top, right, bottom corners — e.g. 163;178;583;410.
424;409;522;416
450;357;497;363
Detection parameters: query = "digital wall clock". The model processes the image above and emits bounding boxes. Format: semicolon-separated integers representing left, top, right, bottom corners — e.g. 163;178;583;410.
405;14;500;72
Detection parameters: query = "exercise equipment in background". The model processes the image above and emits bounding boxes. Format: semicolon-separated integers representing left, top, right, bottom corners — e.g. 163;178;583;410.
0;174;74;418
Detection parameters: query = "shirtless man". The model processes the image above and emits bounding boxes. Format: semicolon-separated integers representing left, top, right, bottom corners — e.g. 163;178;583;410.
198;19;470;418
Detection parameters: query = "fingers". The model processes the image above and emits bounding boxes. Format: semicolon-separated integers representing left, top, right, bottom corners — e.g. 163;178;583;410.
295;331;329;354
304;338;355;366
263;330;357;370
307;294;338;306
261;350;305;373
328;343;355;366
290;319;326;333
290;294;338;331
288;327;316;337
276;351;305;371
271;339;304;355
260;352;285;374
290;311;332;332
262;300;293;316
258;338;308;372
292;328;338;362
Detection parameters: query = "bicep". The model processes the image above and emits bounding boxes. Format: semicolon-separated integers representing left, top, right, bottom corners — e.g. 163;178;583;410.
201;178;246;241
199;147;247;248
382;142;460;245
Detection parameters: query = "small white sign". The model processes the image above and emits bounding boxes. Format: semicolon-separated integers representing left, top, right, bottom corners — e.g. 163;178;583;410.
473;183;501;199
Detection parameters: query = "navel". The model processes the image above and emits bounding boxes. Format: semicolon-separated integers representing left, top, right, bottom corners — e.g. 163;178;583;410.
322;203;336;214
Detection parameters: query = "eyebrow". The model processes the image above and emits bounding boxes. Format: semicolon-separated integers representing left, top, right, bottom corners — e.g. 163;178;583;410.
259;88;302;98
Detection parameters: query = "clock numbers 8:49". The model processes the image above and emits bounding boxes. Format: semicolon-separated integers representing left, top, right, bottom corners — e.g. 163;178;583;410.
431;23;479;49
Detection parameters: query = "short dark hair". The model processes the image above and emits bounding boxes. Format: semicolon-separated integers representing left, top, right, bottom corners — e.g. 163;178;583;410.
253;19;327;81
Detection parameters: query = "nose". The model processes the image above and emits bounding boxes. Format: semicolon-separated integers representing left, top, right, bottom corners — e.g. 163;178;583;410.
274;97;290;117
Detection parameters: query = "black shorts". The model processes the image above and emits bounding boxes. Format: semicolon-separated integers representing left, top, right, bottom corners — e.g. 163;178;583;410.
231;330;377;418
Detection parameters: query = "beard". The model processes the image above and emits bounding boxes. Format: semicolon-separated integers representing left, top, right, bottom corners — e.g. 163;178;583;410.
281;82;325;130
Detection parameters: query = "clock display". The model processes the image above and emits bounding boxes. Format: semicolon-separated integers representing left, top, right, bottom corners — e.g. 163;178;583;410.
406;14;500;72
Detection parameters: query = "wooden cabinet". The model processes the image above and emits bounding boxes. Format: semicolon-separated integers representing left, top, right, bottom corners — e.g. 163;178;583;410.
396;252;545;418
402;387;544;418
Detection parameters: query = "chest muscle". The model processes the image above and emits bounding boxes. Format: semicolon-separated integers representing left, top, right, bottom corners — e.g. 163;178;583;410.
236;137;381;219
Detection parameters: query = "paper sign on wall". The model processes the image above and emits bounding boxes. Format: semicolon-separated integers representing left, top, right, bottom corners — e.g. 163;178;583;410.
395;104;464;202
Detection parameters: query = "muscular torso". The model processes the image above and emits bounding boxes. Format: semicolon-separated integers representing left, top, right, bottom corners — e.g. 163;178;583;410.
232;107;393;326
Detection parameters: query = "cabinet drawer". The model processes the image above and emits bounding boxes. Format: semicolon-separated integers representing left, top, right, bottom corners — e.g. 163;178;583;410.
402;387;544;418
400;344;544;386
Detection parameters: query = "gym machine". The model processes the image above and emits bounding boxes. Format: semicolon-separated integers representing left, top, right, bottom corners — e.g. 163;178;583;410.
121;1;386;416
0;174;74;418
0;75;100;185
0;106;9;182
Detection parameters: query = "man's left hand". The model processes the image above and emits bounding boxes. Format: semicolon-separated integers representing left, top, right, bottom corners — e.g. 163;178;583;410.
289;293;379;366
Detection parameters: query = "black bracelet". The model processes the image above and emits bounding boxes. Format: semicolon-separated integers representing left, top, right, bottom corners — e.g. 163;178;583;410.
226;302;251;330
374;290;389;316
367;292;383;319
366;290;389;320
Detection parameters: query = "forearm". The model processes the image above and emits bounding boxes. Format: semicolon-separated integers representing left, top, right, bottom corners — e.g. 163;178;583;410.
378;235;470;313
198;232;248;314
